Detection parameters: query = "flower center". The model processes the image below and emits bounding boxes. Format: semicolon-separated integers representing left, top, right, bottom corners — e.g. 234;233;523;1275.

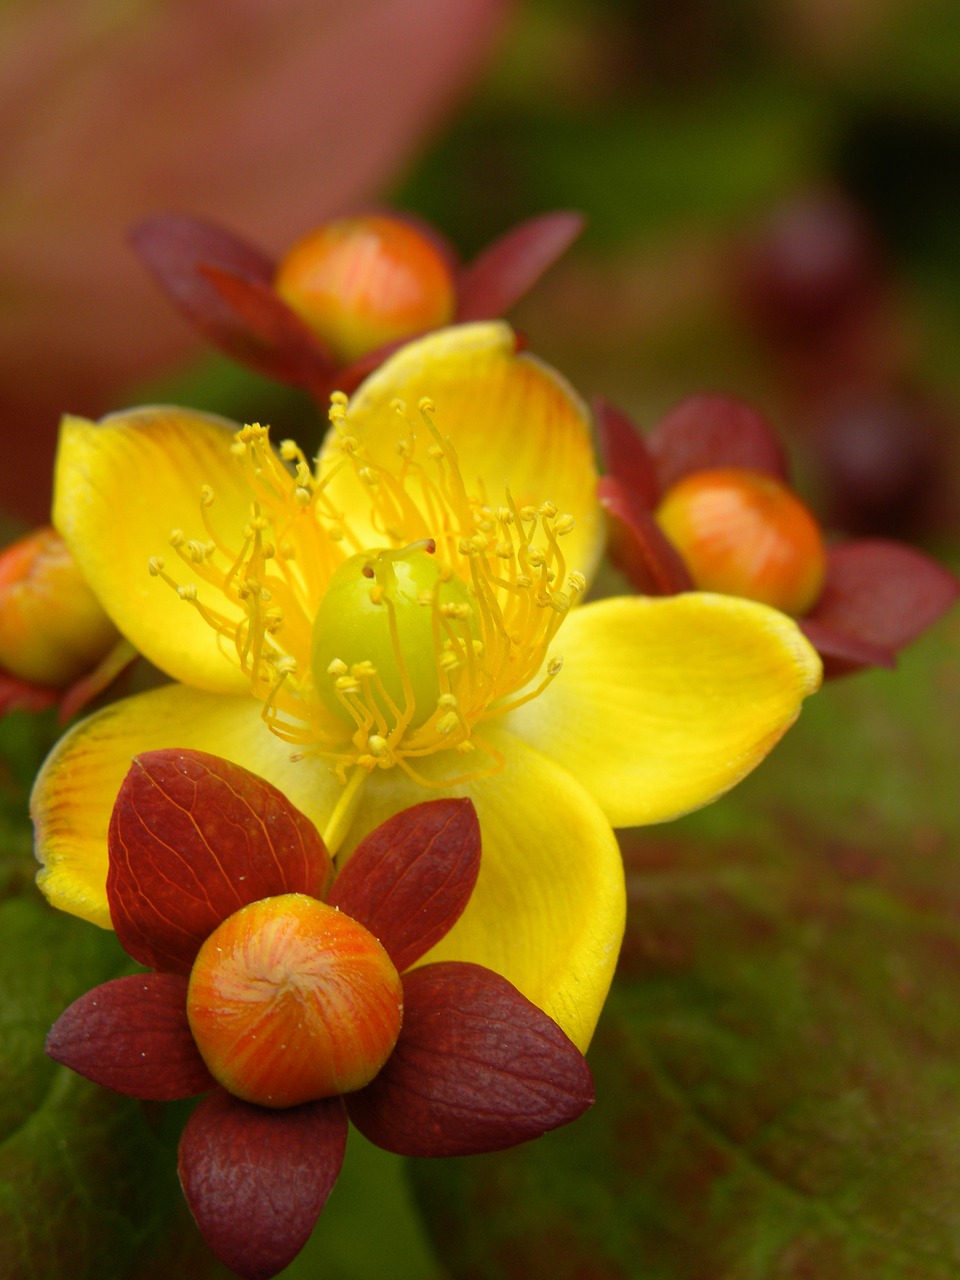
152;395;583;787
187;893;403;1108
311;543;478;732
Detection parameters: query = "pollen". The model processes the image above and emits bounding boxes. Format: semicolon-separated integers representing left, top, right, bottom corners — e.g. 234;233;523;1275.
151;395;581;791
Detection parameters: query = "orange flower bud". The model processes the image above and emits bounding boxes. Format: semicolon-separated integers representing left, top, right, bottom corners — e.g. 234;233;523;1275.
655;468;827;616
0;527;119;686
274;214;456;362
187;894;404;1108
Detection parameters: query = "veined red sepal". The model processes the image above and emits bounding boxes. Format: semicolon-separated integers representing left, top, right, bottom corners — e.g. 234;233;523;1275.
45;973;213;1100
108;750;333;975
328;798;481;972
598;475;694;596
178;1089;348;1280
347;962;594;1157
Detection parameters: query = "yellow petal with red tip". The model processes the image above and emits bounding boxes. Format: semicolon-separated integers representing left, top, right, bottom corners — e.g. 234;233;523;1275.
333;728;626;1053
507;593;822;827
321;323;604;588
31;684;343;928
54;407;251;693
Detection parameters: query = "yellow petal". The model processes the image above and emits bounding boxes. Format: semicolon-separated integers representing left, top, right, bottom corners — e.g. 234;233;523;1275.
54;406;251;693
32;683;344;928
321;322;604;585
508;593;822;827
336;727;626;1052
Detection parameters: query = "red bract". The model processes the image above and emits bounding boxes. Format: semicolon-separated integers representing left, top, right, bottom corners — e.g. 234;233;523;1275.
47;749;593;1280
596;394;958;677
129;209;585;404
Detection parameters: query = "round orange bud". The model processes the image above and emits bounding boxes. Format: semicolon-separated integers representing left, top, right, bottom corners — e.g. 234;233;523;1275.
0;527;119;686
187;894;403;1108
274;214;456;363
655;468;827;616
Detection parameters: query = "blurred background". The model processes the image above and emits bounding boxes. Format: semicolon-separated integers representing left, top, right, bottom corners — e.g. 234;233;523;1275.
2;1;960;1277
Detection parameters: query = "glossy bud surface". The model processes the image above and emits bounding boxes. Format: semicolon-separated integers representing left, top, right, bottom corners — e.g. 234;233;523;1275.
656;468;827;616
187;894;403;1107
275;214;456;362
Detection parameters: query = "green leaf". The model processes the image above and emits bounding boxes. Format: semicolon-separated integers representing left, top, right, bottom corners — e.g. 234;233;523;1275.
410;613;960;1278
0;895;225;1279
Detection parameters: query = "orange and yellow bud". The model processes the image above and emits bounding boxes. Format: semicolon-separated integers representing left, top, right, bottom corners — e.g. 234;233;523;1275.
274;214;456;363
186;893;404;1108
0;526;119;686
655;468;827;616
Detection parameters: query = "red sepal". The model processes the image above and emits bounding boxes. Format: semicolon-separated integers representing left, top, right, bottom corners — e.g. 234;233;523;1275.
328;799;480;972
347;962;594;1157
455;212;585;322
594;397;661;507
108;750;332;974
806;540;959;661
598;476;694;595
648;394;790;492
0;670;58;716
799;618;896;678
178;1090;348;1280
45;973;213;1100
130;214;334;391
198;264;337;394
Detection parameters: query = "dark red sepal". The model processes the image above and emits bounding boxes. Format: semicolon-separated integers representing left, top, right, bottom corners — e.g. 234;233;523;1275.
0;670;58;716
45;973;213;1100
108;749;333;975
130;214;335;390
455;212;585;322
328;799;480;972
198;264;337;393
799;618;896;678
347;962;594;1157
594;397;661;506
648;394;790;491
598;476;694;595
806;540;959;659
178;1090;348;1280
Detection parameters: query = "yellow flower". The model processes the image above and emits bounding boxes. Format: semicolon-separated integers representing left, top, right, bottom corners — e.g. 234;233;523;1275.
33;323;821;1049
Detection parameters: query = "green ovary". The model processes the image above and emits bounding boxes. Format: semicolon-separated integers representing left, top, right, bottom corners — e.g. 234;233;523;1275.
311;546;477;731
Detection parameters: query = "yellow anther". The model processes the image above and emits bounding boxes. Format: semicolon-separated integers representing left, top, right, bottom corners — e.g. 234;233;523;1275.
186;540;207;563
495;541;514;559
567;571;586;593
439;651;460;672
437;693;458;710
436;712;459;735
539;501;558;518
275;656;298;676
526;547;547;567
330;391;349;407
200;485;214;507
326;658;349;677
351;661;378;679
295;486;311;507
520;505;538;522
279;440;300;461
389;398;406;414
496;506;514;525
367;735;390;758
147;556;165;575
548;657;563;676
553;514;575;535
418;396;435;413
178;584;198;601
335;674;361;695
169;529;185;548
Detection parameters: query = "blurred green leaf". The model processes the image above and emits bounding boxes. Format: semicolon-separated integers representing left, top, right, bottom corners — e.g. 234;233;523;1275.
411;611;960;1278
0;894;225;1279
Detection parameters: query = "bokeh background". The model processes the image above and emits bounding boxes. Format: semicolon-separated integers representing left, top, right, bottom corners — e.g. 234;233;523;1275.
3;1;960;1276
